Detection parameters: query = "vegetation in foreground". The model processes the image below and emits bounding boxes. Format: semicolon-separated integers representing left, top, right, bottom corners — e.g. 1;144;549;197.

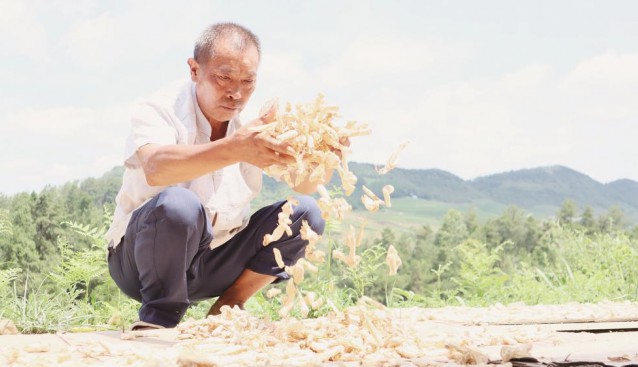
0;196;637;333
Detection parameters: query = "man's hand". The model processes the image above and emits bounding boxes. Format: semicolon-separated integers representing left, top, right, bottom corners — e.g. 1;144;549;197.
230;102;295;169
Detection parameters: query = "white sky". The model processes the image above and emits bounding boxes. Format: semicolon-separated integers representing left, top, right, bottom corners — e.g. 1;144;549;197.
1;0;637;195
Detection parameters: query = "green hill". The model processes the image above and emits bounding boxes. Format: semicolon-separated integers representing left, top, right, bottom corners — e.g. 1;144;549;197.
342;162;484;203
259;162;638;232
3;163;636;235
339;163;637;227
471;166;602;207
604;179;638;209
469;165;638;221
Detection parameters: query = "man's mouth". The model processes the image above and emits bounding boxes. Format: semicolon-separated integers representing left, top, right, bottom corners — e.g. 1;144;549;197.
221;106;240;111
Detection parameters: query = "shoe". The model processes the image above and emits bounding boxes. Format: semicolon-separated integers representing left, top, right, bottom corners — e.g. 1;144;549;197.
130;320;166;331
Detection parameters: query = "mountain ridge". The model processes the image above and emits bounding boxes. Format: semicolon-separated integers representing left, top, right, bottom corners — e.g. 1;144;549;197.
4;163;635;224
329;162;638;221
98;162;638;221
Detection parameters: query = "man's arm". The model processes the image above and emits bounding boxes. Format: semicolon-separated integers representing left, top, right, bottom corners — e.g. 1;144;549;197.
137;140;236;186
138;110;294;187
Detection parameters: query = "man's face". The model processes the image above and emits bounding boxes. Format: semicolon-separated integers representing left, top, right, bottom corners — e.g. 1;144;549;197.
188;38;259;125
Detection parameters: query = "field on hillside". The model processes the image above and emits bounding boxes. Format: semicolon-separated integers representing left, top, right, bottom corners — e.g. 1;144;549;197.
363;197;507;228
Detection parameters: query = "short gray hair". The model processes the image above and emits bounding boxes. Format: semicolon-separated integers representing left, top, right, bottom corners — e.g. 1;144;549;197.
193;22;260;62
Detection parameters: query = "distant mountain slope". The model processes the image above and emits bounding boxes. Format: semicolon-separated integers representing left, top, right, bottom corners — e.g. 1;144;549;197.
604;179;638;208
328;162;484;203
33;163;638;225
470;165;608;208
339;163;638;221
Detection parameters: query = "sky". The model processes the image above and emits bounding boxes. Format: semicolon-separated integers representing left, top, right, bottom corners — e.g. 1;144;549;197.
1;0;637;195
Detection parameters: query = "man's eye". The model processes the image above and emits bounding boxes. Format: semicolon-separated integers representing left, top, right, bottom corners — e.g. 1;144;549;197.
242;79;254;84
217;75;231;81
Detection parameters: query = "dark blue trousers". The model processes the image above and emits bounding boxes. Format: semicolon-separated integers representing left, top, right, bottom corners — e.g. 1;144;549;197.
107;187;325;327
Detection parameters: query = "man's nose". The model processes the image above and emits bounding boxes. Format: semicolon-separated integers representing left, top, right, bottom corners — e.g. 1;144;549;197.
226;85;241;100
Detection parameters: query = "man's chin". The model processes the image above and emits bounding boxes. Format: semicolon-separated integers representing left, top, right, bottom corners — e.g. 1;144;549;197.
213;110;240;123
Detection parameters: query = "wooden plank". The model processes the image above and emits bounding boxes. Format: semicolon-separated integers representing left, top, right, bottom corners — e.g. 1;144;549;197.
528;321;638;332
492;317;638;326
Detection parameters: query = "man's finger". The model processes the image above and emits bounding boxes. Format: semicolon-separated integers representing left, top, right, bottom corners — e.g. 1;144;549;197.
276;152;295;165
261;136;293;155
258;98;278;123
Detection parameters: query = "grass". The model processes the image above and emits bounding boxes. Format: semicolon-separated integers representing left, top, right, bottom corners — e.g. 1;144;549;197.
1;213;637;333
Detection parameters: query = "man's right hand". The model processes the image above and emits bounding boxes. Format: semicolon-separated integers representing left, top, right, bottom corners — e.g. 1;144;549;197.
230;102;295;169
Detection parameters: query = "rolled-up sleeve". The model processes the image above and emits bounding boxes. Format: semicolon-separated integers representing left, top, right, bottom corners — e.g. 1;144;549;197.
124;102;177;163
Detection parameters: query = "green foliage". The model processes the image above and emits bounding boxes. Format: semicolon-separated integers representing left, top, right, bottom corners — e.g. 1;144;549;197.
339;244;387;300
580;206;596;234
0;218;137;333
2;206;638;333
0;209;11;236
434;209;468;249
0;267;20;299
451;239;509;304
2;165;638;333
0;194;39;273
558;199;577;225
543;228;638;301
2;276;81;333
49;222;109;304
598;206;627;232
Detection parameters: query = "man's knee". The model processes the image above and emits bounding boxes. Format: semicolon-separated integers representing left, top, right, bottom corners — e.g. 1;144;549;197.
293;195;325;235
153;187;206;227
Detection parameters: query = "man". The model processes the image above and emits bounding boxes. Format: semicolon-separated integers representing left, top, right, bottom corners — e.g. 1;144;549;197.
106;23;326;330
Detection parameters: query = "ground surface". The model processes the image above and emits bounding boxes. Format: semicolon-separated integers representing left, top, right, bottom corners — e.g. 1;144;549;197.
1;302;637;366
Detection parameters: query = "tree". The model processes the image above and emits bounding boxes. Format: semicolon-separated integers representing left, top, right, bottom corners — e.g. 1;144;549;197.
477;206;536;271
379;227;396;247
0;194;38;272
521;215;542;254
598;206;626;232
434;209;468;250
464;207;479;237
415;225;433;243
434;209;468;269
495;206;527;246
32;190;64;270
579;206;596;233
557;199;577;226
404;225;438;293
0;209;11;236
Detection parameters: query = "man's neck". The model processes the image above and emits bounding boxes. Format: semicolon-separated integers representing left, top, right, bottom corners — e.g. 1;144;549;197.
210;120;229;142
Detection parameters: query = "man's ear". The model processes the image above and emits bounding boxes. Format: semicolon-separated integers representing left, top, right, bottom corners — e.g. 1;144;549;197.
187;58;199;81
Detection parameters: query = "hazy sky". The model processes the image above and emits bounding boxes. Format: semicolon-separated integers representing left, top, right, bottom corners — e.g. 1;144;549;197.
1;0;637;195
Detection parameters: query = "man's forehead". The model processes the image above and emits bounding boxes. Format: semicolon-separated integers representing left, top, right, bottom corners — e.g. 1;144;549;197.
206;40;259;74
215;63;257;76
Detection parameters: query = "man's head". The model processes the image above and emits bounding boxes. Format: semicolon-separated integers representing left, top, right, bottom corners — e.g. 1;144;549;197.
188;23;261;126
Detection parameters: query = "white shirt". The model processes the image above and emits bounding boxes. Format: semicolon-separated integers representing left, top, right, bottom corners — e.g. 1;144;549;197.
106;81;262;250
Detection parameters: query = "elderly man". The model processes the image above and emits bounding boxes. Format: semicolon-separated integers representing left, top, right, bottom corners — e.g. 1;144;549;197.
106;23;326;330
